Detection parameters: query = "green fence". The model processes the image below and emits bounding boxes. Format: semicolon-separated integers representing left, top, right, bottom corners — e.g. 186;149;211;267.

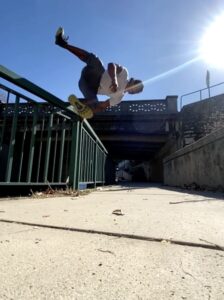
0;65;107;191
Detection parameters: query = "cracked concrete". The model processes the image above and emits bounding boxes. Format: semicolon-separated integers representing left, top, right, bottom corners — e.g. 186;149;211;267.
0;183;224;299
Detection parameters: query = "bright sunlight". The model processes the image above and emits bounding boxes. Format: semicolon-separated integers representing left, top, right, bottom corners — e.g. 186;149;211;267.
200;12;224;69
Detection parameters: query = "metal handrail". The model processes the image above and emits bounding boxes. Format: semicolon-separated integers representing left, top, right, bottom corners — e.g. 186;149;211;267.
0;66;106;153
0;65;107;191
0;65;68;110
180;81;224;108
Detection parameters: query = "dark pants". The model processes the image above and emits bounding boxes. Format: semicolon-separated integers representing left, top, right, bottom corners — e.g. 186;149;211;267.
78;53;105;100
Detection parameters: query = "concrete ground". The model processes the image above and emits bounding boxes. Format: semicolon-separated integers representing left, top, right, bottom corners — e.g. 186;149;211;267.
0;183;224;300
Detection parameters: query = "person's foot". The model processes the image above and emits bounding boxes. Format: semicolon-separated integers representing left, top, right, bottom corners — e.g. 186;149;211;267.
55;27;69;47
68;95;93;119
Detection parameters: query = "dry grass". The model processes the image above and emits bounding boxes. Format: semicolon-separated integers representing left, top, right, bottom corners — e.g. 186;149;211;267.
30;186;95;199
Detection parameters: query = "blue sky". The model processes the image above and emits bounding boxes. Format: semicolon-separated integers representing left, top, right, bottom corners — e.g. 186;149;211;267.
1;0;224;108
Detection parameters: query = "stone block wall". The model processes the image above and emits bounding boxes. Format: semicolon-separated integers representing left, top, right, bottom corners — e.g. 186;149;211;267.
180;94;224;147
164;127;224;191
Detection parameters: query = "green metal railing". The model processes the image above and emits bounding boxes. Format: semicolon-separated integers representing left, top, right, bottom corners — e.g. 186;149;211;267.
0;65;107;190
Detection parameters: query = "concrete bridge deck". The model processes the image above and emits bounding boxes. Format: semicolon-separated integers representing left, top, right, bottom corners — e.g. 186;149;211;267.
89;97;178;159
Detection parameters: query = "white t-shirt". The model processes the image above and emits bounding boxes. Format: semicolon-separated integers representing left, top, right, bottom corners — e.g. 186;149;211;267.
98;67;129;107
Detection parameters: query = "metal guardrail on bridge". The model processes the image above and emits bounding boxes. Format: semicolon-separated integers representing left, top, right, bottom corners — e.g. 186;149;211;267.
180;81;224;109
0;65;107;191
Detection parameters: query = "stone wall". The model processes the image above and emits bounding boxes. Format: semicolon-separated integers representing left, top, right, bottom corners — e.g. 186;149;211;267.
179;94;224;147
163;127;224;191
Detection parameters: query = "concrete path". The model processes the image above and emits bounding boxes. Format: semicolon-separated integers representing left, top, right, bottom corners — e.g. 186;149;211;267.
0;183;224;299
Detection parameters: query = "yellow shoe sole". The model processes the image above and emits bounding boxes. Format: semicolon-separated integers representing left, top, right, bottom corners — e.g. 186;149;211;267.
68;94;93;119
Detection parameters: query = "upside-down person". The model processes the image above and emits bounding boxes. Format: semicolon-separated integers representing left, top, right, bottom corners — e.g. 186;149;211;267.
55;27;144;118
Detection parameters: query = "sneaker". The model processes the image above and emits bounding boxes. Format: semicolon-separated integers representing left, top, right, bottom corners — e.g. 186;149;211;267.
55;27;69;47
68;94;93;119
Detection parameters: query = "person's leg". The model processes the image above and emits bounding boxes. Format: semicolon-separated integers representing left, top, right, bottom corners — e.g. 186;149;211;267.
78;54;105;105
68;95;109;118
78;75;99;108
65;44;91;63
91;100;110;113
55;28;90;62
55;27;107;112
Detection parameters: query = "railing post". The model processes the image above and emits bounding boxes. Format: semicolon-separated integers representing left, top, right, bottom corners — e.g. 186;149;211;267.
26;105;38;182
5;95;19;182
77;123;83;187
43;113;53;182
93;140;98;188
57;118;66;182
0;91;10;154
69;120;82;190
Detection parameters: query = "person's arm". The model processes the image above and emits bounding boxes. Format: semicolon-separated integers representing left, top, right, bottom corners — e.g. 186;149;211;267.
107;63;123;93
107;63;118;92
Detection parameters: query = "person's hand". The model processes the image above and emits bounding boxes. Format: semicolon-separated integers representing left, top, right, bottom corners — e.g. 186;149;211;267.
110;79;118;93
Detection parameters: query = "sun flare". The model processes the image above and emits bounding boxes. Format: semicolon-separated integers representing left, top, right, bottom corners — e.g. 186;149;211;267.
200;13;224;69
